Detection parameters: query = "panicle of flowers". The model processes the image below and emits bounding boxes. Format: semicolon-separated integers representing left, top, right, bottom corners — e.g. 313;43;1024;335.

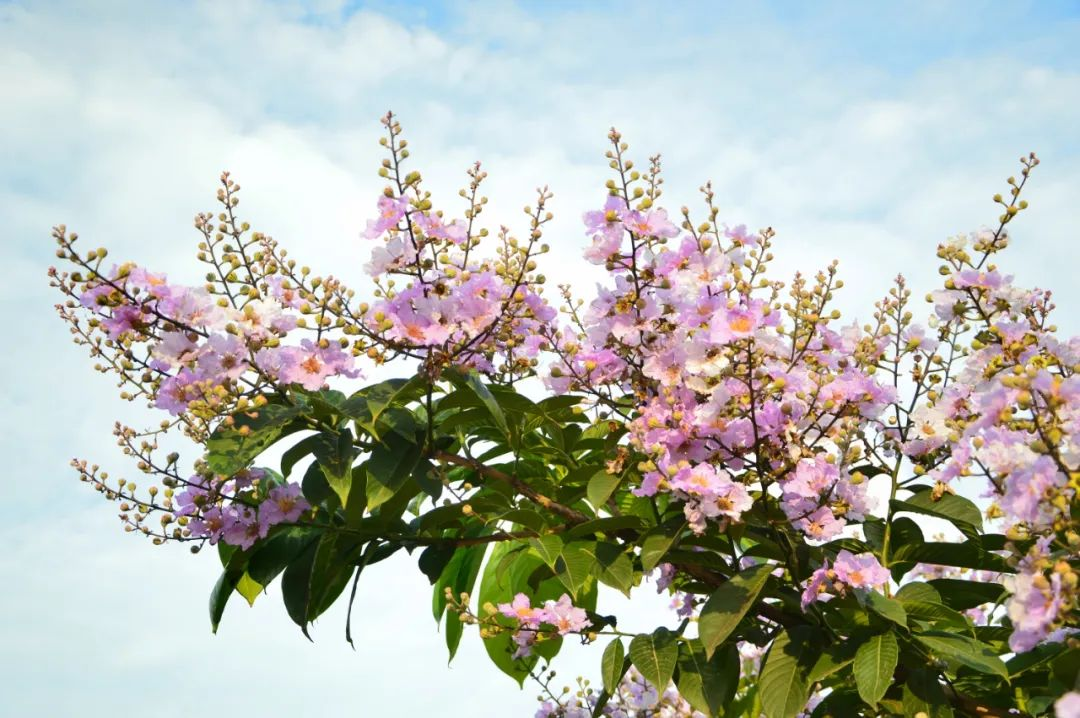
359;112;556;381
546;130;894;541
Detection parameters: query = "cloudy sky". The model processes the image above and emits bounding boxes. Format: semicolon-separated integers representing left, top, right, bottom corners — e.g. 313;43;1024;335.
3;0;1079;715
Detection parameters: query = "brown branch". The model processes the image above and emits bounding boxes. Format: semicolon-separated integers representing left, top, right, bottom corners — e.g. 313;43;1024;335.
431;450;590;525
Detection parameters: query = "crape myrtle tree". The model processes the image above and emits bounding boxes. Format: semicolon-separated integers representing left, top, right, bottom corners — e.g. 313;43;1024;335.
50;112;1080;718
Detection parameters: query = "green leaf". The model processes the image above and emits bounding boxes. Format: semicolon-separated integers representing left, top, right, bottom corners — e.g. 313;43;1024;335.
760;627;816;718
698;563;773;658
895;582;941;603
209;569;240;633
280;540;319;638
529;535;564;569
601;638;626;694
235;572;263;607
564;515;645;539
433;542;488;662
312;429;355;506
554;542;595;599
346;376;428;437
927;578;1006;611
902;668;954;718
444;368;510;438
892;490;983;537
901;600;972;633
280;433;322;478
916;632;1008;678
366;431;421;511
246;526;319;587
476;542;587;684
587;470;622;511
807;640;858;682
677;640;739;717
853;632;898;707
640;526;679;572
589;542;635;596
866;591;908;627
629;629;679;690
206;400;307;476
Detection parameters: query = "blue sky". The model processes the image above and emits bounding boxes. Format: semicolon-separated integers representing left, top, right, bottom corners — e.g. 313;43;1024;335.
3;1;1080;715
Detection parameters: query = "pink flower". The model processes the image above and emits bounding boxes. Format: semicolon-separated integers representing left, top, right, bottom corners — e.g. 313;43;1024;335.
540;594;591;635
414;211;467;244
832;551;890;589
623;208;679;239
363;194;410;239
221;505;260;550
1008;569;1063;653
498;593;544;628
258;483;310;535
582;195;627;239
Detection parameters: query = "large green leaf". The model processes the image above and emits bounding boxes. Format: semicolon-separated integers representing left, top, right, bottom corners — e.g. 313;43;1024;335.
587;470;622;512
853;632;898;707
443;368;510;438
677;640;739;717
366;431;421;511
916;632;1008;678
629;629;679;690
640;526;680;572
760;627;816;718
901;668;954;718
589;542;635;596
312;429;356;506
927;578;1006;611
554;542;596;599
892;489;982;537
476;542;592;684
601;638;626;694
698;563;773;658
866;591;908;627
206;400;308;475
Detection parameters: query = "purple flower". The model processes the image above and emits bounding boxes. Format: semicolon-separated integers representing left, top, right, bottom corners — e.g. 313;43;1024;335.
221;505;260;550
363;194;410;239
540;594;591;635
833;551;890;589
582;195;627;239
1008;570;1063;653
498;593;543;628
258;483;310;535
1055;692;1080;718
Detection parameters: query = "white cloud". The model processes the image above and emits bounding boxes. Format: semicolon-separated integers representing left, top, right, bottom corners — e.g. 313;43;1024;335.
3;1;1079;715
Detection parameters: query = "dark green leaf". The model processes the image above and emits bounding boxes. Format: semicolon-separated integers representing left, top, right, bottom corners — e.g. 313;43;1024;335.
312;429;355;506
677;640;739;717
366;431;421;511
902;667;954;718
698;563;773;658
589;542;635;596
206;401;307;475
928;578;1006;611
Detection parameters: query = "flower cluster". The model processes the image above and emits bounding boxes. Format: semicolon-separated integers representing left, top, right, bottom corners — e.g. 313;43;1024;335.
360;114;556;378
497;593;591;658
176;471;310;550
801;550;890;609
